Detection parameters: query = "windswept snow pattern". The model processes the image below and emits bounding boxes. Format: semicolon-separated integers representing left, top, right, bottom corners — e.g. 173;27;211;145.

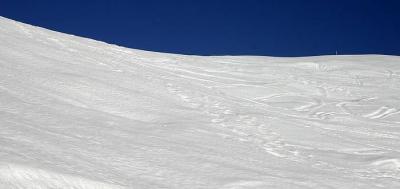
0;17;400;188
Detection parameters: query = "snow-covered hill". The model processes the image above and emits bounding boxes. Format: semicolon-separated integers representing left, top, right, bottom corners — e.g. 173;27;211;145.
0;16;400;189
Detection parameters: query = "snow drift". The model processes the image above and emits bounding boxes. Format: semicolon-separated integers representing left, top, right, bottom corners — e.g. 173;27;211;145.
0;16;400;188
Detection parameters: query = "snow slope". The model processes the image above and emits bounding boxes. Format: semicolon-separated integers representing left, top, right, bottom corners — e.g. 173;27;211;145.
0;16;400;188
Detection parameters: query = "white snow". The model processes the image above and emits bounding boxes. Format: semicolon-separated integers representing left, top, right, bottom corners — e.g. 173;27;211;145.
1;16;400;188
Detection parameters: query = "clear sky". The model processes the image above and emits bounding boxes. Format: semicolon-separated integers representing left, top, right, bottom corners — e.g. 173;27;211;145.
1;0;399;56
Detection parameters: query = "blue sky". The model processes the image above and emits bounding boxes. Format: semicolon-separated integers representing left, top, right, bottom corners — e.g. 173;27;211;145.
1;0;399;56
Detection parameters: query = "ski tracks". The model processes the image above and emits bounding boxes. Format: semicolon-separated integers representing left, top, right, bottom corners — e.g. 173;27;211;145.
165;81;305;162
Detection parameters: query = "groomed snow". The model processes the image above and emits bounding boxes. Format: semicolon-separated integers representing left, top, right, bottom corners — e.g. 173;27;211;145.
0;17;399;188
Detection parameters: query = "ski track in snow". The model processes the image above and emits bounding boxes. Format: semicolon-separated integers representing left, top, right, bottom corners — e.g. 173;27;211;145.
1;17;400;188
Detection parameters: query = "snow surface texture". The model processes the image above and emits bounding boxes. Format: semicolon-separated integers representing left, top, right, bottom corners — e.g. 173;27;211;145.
0;16;400;189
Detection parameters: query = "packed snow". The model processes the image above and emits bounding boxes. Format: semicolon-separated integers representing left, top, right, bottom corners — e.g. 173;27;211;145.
0;16;400;188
